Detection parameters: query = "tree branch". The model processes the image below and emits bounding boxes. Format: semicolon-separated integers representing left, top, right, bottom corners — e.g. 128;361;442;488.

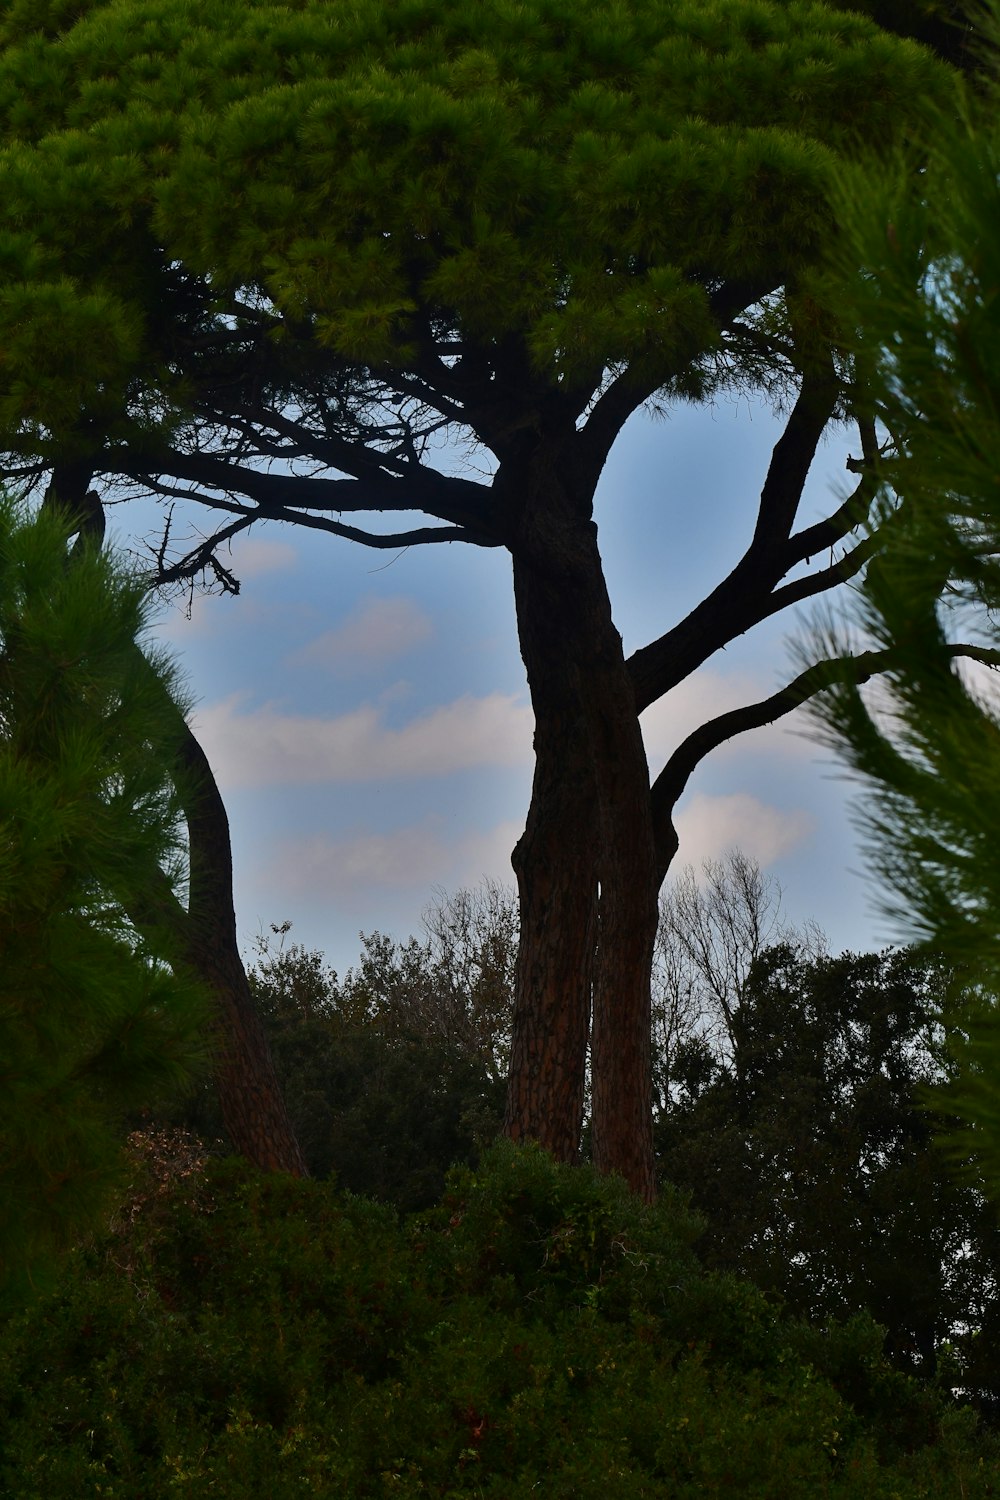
781;414;883;568
578;277;787;475
761;531;880;615
112;448;503;542
743;351;839;562
150;512;258;593
196;398;443;480
648;643;1000;876
628;392;880;714
144;491;496;582
629;430;845;712
578;366;676;474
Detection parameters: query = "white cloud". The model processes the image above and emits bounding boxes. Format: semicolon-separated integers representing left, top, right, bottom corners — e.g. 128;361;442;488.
192;691;534;788
640;669;762;763
258;796;809;918
265;816;523;909
288;596;434;672
673;792;814;870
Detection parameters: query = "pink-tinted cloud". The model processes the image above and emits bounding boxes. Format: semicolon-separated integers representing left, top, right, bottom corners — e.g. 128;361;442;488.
288;596;434;673
262;816;523;911
640;666;820;771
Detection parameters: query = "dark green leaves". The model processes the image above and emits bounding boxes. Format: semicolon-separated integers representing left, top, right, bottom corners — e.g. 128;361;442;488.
0;496;208;1306
0;0;954;430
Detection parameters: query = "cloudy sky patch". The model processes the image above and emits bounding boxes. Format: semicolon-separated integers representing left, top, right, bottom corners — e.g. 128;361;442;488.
674;791;815;870
193;690;535;788
264;816;524;912
288;595;434;673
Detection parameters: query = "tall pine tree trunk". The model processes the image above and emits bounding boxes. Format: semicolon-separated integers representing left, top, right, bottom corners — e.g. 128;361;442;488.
589;765;659;1201
503;448;659;1199
503;568;600;1163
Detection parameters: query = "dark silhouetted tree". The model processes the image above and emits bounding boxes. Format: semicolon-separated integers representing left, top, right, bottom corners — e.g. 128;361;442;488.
1;0;990;1194
657;944;1000;1398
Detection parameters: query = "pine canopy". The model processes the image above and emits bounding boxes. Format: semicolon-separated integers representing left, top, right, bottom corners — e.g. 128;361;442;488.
0;0;950;469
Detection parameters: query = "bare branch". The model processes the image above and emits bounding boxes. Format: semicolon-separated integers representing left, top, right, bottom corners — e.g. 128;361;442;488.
629;361;848;712
579;366;674;473
194;398;441;480
761;531;880;615
782;414;883;567
146;500;493;588
151;511;257;593
744;351;840;561
111;448;502;540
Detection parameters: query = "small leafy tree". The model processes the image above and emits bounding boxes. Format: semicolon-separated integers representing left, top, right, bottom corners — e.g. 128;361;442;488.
0;496;208;1305
657;944;1000;1396
347;881;517;1085
206;905;510;1208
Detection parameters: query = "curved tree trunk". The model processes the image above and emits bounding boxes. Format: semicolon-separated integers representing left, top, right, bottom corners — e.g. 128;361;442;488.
176;722;308;1176
46;470;307;1177
503;445;659;1199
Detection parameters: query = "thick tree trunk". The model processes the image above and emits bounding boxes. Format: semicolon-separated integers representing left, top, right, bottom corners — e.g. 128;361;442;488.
503;446;659;1199
504;593;600;1163
589;720;659;1201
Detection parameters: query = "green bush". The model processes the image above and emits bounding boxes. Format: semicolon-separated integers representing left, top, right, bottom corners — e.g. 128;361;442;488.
152;933;507;1211
0;1143;995;1497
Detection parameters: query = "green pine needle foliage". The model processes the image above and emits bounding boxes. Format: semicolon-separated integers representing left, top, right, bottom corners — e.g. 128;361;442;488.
0;0;955;455
806;4;1000;1184
0;496;209;1308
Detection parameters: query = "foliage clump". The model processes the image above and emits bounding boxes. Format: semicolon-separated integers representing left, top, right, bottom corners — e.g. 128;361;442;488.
657;944;1000;1400
0;496;208;1310
0;1142;994;1497
157;906;511;1210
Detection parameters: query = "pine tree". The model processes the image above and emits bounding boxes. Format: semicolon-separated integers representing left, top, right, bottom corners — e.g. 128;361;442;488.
0;497;208;1305
807;1;1000;1185
0;0;978;1195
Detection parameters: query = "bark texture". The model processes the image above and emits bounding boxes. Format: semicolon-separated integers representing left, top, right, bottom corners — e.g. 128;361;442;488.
504;564;600;1164
589;716;659;1202
502;440;659;1199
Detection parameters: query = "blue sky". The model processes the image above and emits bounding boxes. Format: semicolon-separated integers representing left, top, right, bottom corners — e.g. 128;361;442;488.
110;393;892;979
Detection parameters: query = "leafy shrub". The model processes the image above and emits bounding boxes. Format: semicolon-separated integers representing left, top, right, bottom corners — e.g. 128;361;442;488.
0;1143;995;1497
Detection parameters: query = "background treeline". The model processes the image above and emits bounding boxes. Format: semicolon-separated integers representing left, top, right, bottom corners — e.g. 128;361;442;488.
5;860;999;1496
144;857;1000;1414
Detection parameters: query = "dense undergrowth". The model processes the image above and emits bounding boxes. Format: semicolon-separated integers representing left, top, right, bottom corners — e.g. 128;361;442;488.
0;1140;995;1498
